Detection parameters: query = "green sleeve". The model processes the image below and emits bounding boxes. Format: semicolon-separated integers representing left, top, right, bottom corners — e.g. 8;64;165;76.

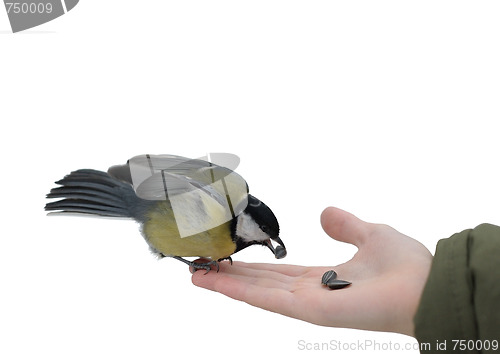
413;223;500;352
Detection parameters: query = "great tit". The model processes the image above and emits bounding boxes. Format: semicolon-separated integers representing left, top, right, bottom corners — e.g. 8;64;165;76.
45;154;286;272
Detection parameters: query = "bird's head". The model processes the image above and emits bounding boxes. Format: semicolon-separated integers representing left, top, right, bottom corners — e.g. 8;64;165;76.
232;194;286;258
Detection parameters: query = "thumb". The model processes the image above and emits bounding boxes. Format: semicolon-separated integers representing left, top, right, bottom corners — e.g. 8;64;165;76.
320;207;369;247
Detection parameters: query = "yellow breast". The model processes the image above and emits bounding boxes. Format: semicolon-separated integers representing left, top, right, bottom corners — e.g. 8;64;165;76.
142;201;236;260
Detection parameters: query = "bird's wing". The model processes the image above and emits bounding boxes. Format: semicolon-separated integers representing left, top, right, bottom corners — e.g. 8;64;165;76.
108;154;249;238
107;154;206;186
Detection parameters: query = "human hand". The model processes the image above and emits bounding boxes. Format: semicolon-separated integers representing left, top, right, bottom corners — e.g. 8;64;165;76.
191;207;433;337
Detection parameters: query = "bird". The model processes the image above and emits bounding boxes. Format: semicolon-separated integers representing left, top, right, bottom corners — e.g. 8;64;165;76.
45;154;286;272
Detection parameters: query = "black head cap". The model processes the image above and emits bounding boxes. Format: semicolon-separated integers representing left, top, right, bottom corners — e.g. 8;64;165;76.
244;194;280;239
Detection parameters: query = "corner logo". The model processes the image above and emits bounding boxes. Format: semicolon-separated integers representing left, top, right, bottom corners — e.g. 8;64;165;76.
3;0;78;33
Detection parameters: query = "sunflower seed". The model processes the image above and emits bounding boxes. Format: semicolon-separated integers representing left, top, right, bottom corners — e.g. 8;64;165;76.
275;245;287;259
326;279;352;290
321;270;337;285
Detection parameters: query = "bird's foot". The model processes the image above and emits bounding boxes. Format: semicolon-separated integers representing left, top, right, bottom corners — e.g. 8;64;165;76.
172;256;219;274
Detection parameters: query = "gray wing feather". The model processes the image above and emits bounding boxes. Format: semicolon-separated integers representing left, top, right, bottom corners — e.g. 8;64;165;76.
109;154;249;216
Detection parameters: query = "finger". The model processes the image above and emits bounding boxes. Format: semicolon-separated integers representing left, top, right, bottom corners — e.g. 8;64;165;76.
220;263;294;284
230;261;311;277
194;271;296;292
189;260;301;281
320;207;369;247
192;263;294;290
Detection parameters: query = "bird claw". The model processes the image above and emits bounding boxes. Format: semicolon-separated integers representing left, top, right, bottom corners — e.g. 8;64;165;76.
217;256;233;265
191;260;219;274
172;256;219;274
172;255;235;274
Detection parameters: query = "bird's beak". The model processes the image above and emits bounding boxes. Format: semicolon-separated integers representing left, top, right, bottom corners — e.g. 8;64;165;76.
265;236;287;259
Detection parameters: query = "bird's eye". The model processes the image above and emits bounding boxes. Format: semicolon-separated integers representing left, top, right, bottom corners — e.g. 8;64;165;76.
261;225;269;233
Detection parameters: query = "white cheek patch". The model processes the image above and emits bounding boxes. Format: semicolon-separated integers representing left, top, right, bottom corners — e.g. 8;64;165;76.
236;213;269;243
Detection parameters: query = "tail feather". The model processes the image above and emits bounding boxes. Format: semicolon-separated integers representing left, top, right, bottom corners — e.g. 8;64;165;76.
45;169;140;218
45;200;129;217
46;187;124;204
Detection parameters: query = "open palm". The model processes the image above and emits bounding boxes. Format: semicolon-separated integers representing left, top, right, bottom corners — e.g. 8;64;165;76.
192;207;432;337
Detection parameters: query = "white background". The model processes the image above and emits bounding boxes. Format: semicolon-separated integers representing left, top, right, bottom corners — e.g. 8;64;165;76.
1;1;499;353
